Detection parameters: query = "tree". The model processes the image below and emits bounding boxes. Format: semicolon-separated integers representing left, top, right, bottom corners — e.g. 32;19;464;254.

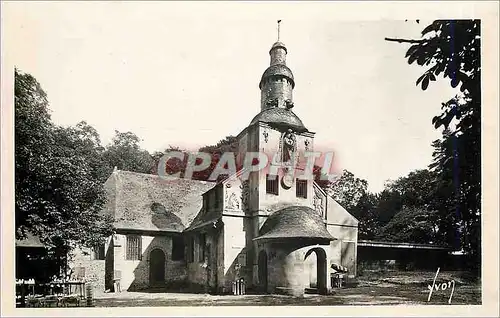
384;169;436;209
328;169;368;211
374;169;455;245
351;192;379;240
377;206;439;244
196;136;239;181
64;121;109;183
15;68;53;236
429;129;477;253
198;136;239;155
326;169;382;239
151;145;189;177
386;20;481;265
374;189;402;225
102;131;155;175
15;69;113;265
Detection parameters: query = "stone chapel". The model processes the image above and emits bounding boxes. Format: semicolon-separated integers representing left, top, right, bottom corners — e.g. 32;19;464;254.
70;36;359;296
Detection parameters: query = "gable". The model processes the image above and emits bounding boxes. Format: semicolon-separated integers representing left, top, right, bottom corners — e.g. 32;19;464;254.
312;181;358;226
325;196;359;227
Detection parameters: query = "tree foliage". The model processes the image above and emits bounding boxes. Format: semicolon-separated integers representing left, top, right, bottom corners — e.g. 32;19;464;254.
351;192;379;240
386;20;481;264
325;169;380;240
102;131;155;175
328;170;368;211
375;170;440;243
15;69;113;256
377;207;439;244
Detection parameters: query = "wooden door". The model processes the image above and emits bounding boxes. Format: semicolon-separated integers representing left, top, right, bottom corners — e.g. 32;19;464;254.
149;249;165;286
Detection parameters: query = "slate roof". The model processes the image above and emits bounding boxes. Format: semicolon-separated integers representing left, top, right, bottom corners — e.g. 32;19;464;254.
249;107;308;133
259;64;295;88
254;205;336;242
270;41;287;53
184;185;222;232
108;170;215;232
185;168;249;232
185;208;221;232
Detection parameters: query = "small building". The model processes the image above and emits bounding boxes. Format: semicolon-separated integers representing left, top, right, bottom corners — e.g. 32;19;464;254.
70;37;360;296
16;233;53;282
357;240;452;272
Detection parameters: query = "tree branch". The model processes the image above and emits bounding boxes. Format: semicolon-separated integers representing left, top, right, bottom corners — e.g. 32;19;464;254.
385;37;425;44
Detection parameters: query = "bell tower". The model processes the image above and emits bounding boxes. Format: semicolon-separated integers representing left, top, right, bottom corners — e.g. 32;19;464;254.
259;20;295;111
230;20;319;293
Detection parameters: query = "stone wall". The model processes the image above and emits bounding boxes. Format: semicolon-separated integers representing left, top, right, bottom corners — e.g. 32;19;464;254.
69;246;106;292
325;196;359;277
257;125;314;174
260;78;293;110
222;215;251;292
327;225;358;277
261;243;331;296
236;132;248;169
185;232;207;291
112;233;187;291
185;228;223;293
270;46;287;65
255;125;316;215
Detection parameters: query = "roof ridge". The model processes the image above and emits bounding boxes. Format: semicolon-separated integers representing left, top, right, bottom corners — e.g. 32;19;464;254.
115;169;216;185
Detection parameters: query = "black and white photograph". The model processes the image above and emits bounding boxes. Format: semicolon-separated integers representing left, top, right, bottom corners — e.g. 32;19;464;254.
1;1;498;316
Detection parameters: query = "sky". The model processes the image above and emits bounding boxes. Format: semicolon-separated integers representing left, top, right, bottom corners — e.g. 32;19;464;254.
4;2;461;193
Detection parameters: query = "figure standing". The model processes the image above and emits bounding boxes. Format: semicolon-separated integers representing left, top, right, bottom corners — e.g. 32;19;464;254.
282;129;296;163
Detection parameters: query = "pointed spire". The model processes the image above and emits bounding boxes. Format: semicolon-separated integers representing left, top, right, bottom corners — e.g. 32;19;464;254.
277;20;282;42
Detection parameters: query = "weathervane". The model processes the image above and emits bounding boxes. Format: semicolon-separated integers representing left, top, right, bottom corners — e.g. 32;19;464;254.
277;19;282;41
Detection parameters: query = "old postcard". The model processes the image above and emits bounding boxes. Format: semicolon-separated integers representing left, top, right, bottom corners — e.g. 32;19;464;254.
1;1;498;317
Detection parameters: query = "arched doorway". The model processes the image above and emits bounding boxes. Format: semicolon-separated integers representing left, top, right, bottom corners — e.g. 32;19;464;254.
149;248;165;286
258;250;268;293
304;247;327;294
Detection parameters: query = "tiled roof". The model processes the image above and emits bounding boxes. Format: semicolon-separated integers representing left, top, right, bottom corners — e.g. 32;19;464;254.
254;205;336;242
270;41;287;53
185;209;221;232
109;170;215;232
249;107;308;132
259;64;295;88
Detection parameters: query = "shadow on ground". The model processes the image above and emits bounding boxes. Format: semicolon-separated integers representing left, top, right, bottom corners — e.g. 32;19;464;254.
94;271;481;307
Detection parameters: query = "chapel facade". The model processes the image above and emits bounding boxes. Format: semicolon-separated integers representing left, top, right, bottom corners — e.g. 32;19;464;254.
70;37;359;296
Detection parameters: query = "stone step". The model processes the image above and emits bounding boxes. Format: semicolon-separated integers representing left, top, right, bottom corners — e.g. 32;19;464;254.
304;287;319;294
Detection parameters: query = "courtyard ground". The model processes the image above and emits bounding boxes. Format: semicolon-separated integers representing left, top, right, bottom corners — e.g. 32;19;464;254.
94;271;481;307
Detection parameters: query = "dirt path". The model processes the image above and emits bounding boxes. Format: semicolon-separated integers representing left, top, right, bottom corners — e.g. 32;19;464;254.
93;271;481;307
